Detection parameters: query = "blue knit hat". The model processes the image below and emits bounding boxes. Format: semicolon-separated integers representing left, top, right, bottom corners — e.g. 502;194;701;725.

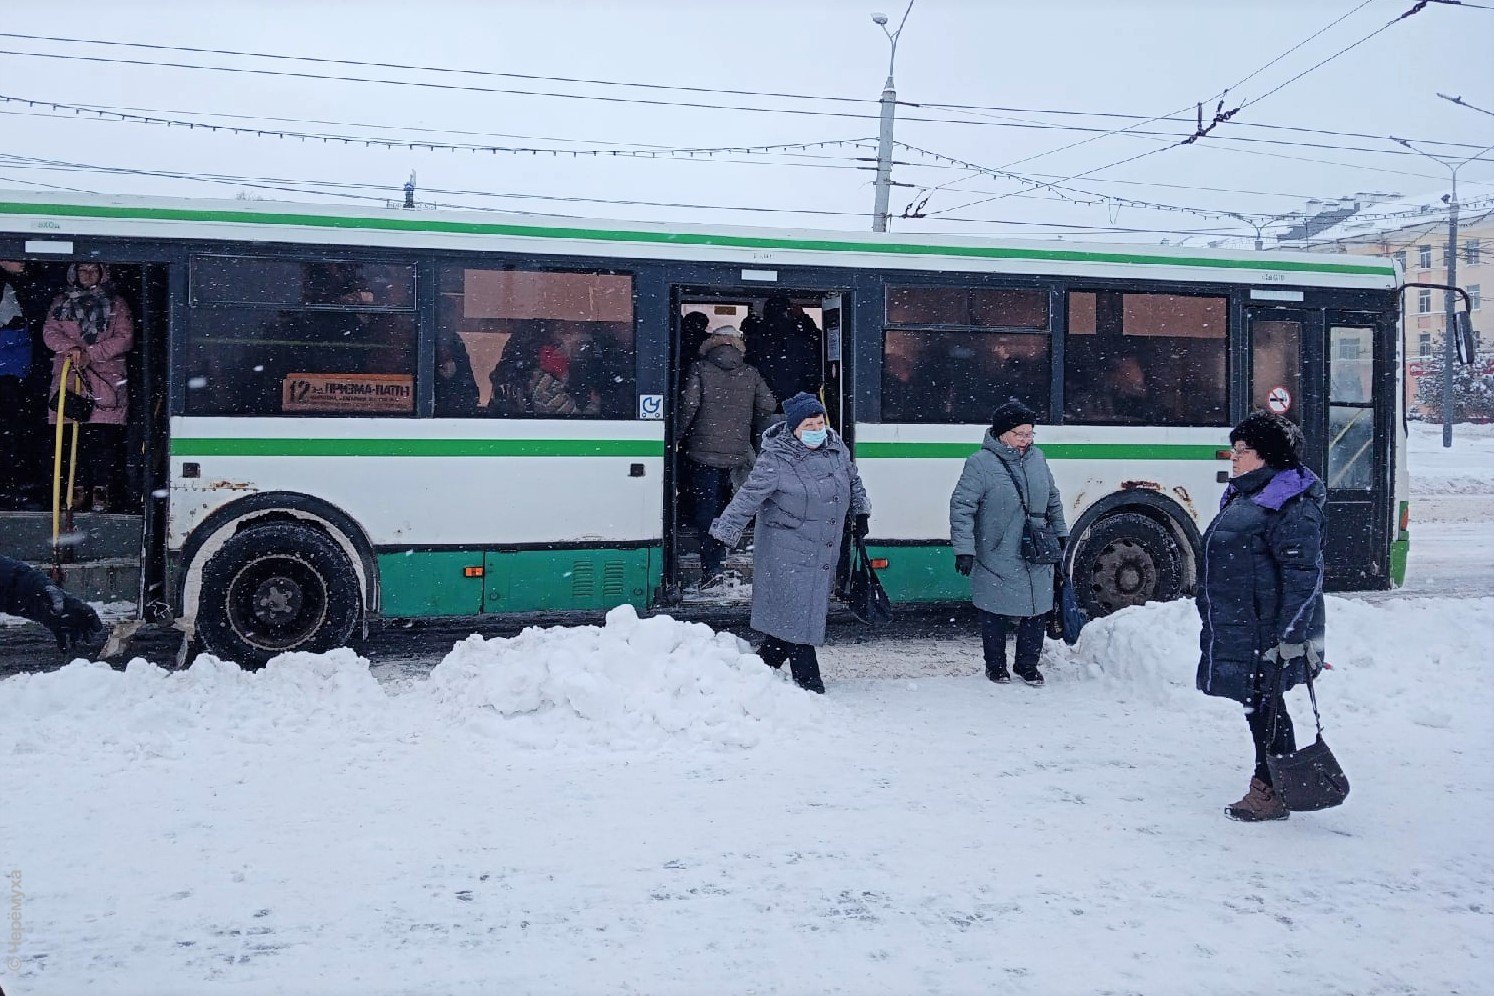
782;392;827;433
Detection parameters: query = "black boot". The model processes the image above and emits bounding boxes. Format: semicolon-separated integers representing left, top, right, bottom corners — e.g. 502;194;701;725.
1014;666;1045;687
788;645;825;694
985;666;1011;684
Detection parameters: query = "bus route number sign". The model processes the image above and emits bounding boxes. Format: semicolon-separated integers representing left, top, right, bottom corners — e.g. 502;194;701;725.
1266;385;1292;414
282;372;415;414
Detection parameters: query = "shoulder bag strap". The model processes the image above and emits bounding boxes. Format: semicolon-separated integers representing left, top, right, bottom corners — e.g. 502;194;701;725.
994;455;1035;519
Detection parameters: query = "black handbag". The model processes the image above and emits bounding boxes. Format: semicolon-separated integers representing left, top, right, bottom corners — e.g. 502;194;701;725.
845;537;893;626
1265;669;1350;812
996;457;1063;565
49;365;95;424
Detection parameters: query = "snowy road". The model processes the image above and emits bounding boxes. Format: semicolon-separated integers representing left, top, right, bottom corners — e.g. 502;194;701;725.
3;596;1491;996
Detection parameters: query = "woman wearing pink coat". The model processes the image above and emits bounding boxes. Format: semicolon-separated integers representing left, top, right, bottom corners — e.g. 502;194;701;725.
44;262;134;512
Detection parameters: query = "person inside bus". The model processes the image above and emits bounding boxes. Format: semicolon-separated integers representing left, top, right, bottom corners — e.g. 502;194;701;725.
680;311;711;370
678;323;776;587
0;261;64;507
749;294;822;404
44;262;135;513
489;325;585;417
1;263;34;505
436;327;480;413
1067;353;1151;424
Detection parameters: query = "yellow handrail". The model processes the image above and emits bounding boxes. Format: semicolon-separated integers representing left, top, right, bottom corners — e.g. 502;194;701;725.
50;355;83;559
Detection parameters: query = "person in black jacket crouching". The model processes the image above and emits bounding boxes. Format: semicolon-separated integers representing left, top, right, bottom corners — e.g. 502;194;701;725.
1;554;105;652
1196;411;1326;823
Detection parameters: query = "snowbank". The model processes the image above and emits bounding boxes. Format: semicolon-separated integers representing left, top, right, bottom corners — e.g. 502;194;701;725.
0;607;818;757
423;605;820;748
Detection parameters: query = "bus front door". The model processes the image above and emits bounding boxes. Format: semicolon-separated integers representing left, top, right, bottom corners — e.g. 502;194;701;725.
1248;307;1390;589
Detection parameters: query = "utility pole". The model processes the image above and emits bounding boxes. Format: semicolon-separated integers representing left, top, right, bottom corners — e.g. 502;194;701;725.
1392;136;1494;447
870;2;914;233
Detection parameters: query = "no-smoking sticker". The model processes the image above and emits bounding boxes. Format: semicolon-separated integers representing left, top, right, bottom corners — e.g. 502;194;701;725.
1267;385;1292;414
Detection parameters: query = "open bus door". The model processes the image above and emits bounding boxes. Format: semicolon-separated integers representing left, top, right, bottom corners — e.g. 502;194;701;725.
0;259;170;633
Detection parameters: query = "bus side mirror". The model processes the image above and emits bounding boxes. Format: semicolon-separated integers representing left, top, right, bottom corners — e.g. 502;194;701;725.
1454;311;1478;366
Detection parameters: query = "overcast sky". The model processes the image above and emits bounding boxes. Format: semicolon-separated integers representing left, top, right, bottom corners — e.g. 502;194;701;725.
2;0;1491;247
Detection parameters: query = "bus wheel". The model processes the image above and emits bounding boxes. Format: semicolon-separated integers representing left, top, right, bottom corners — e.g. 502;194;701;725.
1070;512;1183;618
197;521;361;669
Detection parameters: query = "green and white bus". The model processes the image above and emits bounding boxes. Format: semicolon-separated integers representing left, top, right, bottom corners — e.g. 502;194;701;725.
0;192;1408;664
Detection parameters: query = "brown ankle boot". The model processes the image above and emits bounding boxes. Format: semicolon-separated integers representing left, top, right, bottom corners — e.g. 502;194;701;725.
1225;777;1289;822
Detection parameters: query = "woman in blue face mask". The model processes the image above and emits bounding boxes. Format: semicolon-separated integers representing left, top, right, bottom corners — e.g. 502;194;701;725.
710;392;870;693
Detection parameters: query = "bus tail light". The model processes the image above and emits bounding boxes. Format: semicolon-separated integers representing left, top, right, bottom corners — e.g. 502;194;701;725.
1214;449;1233;460
464;566;485;578
870;558;889;570
1399;502;1411;534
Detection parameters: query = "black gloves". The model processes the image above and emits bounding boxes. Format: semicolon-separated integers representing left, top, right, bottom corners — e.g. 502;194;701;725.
955;554;975;576
32;583;105;651
852;514;870;540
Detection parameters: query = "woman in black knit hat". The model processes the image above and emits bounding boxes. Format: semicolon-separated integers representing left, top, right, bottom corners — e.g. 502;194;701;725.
1196;410;1326;821
949;398;1069;686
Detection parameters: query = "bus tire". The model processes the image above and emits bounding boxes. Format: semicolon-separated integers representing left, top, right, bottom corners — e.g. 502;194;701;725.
196;521;362;669
1070;511;1184;619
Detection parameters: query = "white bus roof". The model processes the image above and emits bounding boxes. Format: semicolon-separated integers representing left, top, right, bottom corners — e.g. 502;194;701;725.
0;190;1398;290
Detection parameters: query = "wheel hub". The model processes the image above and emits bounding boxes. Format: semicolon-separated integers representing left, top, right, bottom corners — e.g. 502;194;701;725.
251;575;304;626
1093;540;1158;603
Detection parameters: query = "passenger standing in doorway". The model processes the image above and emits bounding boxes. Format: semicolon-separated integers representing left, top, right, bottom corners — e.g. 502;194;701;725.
44;263;134;513
0;263;34;505
1197;411;1325;822
709;392;869;693
749;294;822;404
678;324;776;586
949;399;1068;686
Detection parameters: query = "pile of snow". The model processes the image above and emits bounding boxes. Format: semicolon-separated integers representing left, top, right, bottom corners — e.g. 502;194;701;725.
0;649;403;759
0;607;818;757
1054;593;1494;722
423;604;820;748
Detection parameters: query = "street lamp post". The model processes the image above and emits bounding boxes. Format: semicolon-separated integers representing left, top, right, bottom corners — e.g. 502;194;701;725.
1392;137;1494;447
870;2;914;233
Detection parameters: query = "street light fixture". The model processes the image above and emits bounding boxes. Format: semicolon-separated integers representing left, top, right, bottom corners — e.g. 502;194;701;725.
869;1;915;233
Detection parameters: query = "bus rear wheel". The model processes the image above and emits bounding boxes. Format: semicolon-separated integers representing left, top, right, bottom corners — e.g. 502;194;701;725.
197;521;361;669
1070;511;1184;619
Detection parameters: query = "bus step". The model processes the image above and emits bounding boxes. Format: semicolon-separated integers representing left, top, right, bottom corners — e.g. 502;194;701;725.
0;512;143;563
24;557;141;605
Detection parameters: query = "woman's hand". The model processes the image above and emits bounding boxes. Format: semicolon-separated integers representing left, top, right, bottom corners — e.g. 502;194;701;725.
955;554;974;576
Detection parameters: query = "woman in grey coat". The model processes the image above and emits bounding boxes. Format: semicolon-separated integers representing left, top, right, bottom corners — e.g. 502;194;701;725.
949;399;1069;686
710;392;870;693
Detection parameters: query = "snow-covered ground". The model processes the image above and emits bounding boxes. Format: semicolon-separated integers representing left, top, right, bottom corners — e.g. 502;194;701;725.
4;597;1492;996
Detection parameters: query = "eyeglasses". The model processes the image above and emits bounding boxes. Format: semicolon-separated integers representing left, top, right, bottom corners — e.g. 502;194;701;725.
1007;429;1035;440
1230;443;1256;456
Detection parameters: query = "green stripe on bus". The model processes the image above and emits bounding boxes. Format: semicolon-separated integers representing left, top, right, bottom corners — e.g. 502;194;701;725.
855;441;1224;460
0;200;1394;277
170;437;665;458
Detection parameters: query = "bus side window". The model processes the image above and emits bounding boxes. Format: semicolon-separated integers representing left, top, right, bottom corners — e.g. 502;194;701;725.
1063;290;1227;426
186;256;418;417
434;265;635;419
882;285;1050;423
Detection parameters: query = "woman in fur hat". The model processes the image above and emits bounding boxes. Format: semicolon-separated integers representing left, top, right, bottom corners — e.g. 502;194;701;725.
1197;411;1326;822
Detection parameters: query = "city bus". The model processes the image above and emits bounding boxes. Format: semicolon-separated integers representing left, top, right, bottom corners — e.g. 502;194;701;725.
0;192;1408;665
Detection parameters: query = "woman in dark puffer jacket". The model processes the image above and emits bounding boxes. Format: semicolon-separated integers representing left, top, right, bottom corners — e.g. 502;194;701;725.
1197;411;1326;822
